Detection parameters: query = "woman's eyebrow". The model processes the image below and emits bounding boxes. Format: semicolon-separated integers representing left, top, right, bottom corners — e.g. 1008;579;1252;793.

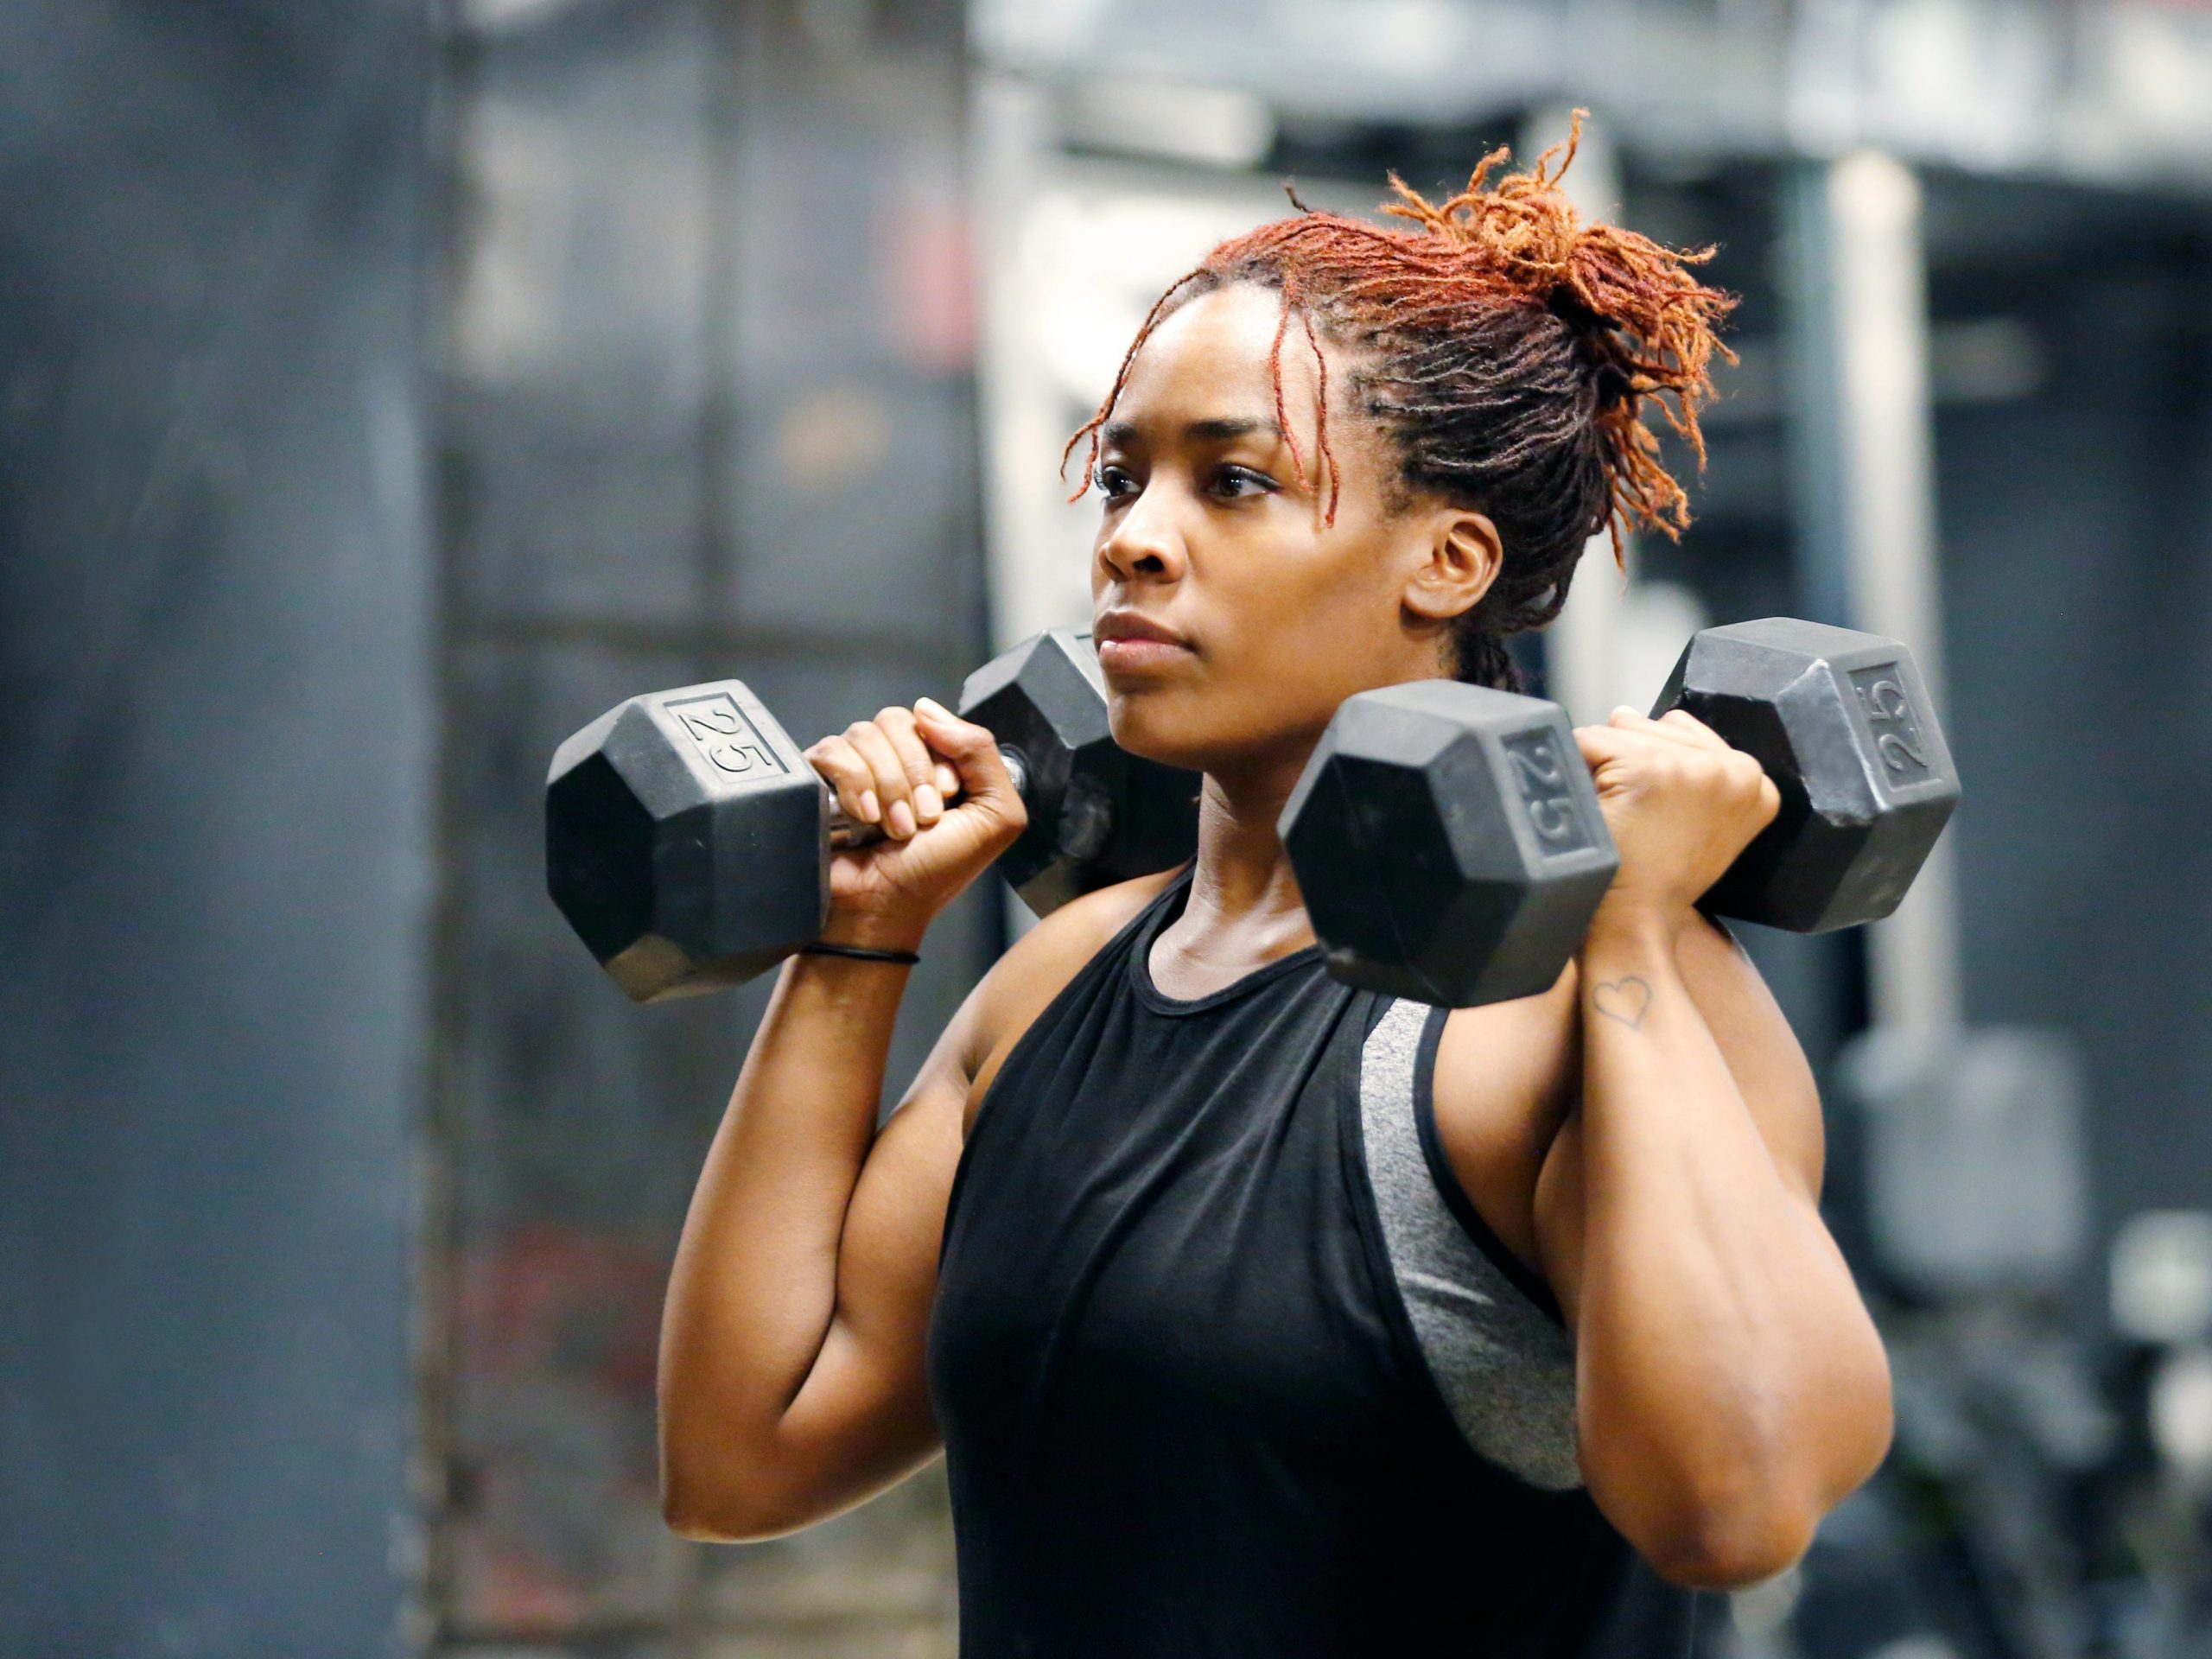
1185;416;1281;443
1100;416;1283;448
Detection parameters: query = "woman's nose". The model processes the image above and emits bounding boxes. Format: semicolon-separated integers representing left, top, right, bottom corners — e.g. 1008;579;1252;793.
1097;489;1186;584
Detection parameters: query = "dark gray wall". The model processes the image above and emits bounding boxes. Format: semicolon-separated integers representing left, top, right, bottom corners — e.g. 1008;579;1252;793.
0;4;430;1655
1926;177;2212;1253
419;4;983;1646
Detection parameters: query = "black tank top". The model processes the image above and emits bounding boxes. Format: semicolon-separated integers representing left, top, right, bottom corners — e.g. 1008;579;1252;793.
928;871;1699;1657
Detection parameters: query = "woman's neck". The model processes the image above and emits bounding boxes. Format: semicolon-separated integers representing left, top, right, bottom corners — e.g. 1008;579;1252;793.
1147;758;1317;1000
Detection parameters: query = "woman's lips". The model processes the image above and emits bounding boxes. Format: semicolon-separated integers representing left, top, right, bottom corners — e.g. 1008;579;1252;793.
1096;635;1192;672
1094;611;1192;674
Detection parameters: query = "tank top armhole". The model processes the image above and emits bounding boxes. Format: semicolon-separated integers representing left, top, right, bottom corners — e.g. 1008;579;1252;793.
941;869;1196;1262
1409;1004;1567;1329
967;867;1192;1127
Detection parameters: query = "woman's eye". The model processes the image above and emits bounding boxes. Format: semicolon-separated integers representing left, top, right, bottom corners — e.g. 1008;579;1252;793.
1211;465;1276;499
1094;467;1137;502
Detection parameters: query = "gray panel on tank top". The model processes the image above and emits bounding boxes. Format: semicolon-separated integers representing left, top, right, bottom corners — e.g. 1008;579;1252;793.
1359;999;1583;1491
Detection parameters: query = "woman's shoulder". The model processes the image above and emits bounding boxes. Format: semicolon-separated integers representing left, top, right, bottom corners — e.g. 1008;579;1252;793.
957;865;1185;1128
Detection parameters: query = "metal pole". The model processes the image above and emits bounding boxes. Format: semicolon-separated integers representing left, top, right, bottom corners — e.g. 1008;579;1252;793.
1783;149;1963;1035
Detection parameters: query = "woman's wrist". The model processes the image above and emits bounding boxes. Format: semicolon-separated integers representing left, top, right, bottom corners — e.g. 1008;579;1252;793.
816;909;931;957
1580;891;1698;959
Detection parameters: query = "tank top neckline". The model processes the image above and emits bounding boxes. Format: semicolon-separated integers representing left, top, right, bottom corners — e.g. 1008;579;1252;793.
1128;867;1326;1019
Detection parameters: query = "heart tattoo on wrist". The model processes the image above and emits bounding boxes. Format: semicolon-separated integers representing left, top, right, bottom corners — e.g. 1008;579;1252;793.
1592;976;1653;1030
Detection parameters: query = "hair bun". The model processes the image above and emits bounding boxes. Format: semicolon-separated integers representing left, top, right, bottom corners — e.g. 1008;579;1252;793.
1377;112;1738;550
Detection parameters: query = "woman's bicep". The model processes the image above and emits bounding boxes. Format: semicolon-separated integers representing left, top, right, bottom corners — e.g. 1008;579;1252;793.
768;1063;967;1522
770;921;1044;1441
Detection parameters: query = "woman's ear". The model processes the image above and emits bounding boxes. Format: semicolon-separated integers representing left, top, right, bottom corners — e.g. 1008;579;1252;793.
1403;507;1503;624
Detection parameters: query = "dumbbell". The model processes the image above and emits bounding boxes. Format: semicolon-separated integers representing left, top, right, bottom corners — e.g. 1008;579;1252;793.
547;630;1200;1002
1281;616;1961;1007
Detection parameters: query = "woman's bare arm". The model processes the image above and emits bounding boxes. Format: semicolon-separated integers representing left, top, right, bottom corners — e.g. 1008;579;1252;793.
1530;712;1893;1583
657;696;1022;1541
1535;915;1889;1588
1535;711;1889;1587
658;951;968;1541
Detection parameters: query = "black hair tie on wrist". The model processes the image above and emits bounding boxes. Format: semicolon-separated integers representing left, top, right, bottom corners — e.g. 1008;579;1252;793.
798;941;920;966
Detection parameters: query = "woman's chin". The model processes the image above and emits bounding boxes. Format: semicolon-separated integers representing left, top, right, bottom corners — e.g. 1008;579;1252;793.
1105;698;1213;776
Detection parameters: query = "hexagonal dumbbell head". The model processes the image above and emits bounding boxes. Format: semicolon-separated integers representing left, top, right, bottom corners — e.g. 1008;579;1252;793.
546;681;826;1004
958;630;1200;916
1281;681;1620;1007
1652;618;1961;933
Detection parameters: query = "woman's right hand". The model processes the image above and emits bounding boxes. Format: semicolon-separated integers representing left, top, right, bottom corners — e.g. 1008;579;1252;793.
802;698;1028;949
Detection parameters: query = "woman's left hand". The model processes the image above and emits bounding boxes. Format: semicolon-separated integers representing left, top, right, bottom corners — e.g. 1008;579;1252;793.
1573;708;1781;926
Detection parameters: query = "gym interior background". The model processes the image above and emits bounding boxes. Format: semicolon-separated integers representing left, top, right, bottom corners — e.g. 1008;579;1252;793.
4;0;2211;1654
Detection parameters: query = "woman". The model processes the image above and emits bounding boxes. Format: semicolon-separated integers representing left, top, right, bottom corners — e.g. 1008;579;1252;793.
658;126;1893;1656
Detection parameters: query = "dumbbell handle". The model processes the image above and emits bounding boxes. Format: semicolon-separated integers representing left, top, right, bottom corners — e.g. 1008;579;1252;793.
824;748;1032;850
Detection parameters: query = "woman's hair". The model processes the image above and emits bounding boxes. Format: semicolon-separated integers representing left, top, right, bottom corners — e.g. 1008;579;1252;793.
1065;115;1736;690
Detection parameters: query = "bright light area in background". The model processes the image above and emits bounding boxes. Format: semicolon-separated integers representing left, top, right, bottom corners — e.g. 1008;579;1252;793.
2113;1212;2212;1347
461;0;597;33
1058;78;1276;171
973;74;1377;652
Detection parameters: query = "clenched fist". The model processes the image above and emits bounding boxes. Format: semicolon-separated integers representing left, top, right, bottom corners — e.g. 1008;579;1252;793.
802;699;1028;950
1574;707;1781;925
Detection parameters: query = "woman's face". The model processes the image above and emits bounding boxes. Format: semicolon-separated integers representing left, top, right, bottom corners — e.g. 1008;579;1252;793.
1088;281;1499;782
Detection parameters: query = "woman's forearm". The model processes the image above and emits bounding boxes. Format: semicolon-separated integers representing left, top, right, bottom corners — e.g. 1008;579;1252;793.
658;948;915;1508
1570;905;1890;1583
